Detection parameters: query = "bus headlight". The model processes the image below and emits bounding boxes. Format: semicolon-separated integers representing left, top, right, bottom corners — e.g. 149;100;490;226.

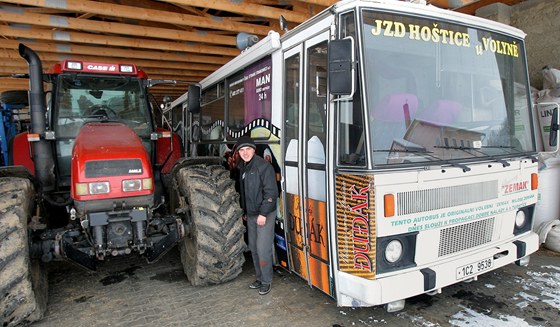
385;239;403;263
515;210;526;228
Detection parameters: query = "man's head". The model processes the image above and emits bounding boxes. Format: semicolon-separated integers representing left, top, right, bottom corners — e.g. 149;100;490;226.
236;135;256;163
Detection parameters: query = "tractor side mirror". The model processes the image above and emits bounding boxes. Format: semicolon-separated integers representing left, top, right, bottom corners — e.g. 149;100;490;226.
187;85;201;114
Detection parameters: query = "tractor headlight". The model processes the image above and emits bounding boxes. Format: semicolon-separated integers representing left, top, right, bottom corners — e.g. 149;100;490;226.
385;239;404;263
122;179;142;192
122;178;152;192
89;182;110;195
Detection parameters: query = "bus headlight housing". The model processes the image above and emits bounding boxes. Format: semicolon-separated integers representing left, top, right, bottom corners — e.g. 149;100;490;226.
376;232;418;274
513;205;534;235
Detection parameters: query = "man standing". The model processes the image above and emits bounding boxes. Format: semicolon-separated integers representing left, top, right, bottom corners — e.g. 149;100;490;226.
236;135;278;295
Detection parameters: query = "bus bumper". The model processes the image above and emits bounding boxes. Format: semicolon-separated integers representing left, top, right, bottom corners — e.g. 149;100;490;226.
336;232;539;307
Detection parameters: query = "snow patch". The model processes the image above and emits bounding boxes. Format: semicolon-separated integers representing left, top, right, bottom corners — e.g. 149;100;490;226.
525;269;560;309
449;307;533;327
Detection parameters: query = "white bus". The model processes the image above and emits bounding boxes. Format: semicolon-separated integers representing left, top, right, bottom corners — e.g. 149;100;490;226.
169;0;548;311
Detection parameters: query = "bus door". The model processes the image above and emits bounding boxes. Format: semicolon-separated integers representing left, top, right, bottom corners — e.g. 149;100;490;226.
283;32;332;296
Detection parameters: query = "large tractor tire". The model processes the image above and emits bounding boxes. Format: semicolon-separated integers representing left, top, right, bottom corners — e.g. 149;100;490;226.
0;90;29;106
0;177;47;326
176;164;246;286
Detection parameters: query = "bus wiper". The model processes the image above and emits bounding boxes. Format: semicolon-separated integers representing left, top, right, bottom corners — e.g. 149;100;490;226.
435;145;511;167
482;145;538;163
377;148;473;171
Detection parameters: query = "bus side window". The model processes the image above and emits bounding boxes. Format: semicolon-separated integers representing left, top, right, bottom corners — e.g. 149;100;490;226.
337;90;365;166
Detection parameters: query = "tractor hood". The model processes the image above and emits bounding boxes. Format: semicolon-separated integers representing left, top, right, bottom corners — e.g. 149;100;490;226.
71;122;153;201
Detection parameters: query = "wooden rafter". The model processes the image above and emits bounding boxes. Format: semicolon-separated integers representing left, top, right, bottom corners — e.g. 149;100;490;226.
0;0;513;102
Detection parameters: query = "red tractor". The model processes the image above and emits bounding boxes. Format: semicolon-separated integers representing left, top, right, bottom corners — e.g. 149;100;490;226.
0;44;246;326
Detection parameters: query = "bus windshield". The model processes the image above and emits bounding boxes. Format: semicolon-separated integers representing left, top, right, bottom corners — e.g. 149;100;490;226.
360;10;535;166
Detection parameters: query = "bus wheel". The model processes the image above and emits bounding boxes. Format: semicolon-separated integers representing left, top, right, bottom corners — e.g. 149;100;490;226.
176;165;246;286
0;177;48;327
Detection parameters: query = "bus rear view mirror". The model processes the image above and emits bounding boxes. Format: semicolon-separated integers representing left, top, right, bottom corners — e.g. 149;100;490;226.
535;102;560;152
187;85;201;113
549;106;559;148
328;38;355;97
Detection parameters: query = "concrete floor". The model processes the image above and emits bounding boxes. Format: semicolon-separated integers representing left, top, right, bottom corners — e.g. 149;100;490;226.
33;247;560;327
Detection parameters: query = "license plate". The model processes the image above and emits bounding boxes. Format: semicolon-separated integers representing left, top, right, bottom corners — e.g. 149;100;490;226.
456;257;493;280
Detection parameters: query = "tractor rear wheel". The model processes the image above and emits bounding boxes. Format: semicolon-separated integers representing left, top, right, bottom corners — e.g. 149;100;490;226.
0;90;29;106
176;164;246;286
0;177;47;327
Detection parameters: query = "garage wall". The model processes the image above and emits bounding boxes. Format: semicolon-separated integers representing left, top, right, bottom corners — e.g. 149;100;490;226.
477;0;560;90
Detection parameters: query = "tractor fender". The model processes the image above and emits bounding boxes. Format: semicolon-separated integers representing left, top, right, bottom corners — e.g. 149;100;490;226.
155;127;182;174
0;164;35;183
9;131;35;175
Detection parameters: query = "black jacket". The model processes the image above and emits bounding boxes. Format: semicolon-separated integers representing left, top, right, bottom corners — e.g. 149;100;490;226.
239;155;278;216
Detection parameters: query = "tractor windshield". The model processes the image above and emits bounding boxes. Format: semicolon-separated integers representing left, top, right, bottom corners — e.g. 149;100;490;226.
53;74;152;139
356;10;535;166
52;74;153;185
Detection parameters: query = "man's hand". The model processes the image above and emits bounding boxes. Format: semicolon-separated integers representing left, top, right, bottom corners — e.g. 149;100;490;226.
257;214;266;226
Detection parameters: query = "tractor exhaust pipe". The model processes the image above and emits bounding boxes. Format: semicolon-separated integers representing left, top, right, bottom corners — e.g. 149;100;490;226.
19;43;55;192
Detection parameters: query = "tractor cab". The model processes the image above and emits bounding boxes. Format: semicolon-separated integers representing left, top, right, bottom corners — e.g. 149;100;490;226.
49;60;156;188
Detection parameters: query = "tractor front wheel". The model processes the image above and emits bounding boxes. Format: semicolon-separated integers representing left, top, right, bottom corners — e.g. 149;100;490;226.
0;177;47;326
176;164;246;286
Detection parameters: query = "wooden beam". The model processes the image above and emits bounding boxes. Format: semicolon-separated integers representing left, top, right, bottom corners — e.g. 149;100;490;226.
1;0;273;36
0;40;231;66
294;0;337;6
158;0;309;23
0;51;221;73
452;0;527;14
0;65;208;79
0;6;237;46
0;25;240;56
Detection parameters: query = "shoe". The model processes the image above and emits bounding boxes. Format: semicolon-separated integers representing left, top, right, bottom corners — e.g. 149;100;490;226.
249;280;262;289
258;283;271;295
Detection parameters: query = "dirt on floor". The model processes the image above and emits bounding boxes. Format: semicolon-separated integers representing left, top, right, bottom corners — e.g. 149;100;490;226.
32;247;560;327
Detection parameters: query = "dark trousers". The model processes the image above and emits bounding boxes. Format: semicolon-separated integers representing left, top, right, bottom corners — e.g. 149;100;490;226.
247;211;276;285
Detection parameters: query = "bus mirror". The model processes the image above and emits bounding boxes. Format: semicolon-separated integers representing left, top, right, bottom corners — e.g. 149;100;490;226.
328;38;355;96
549;107;559;148
187;85;201;114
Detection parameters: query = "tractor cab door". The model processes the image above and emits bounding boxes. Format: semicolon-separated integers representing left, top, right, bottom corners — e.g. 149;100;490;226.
283;32;332;296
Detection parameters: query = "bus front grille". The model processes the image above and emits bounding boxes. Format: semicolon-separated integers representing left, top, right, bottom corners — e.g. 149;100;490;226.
438;217;495;257
396;181;498;216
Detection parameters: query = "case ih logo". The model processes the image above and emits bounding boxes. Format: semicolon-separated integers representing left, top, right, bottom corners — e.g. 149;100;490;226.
87;64;117;72
503;181;528;194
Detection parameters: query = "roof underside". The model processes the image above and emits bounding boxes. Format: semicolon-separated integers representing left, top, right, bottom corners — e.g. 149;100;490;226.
0;0;526;103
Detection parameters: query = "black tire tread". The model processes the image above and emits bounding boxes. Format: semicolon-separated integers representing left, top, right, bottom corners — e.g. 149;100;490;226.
0;91;29;106
177;165;246;286
0;177;47;327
